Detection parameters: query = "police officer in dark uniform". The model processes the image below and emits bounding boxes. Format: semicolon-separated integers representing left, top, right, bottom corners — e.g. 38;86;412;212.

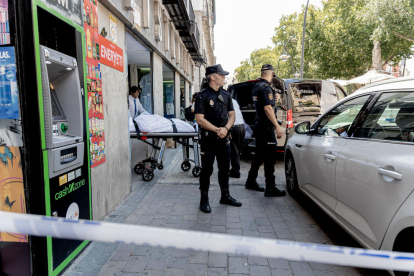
195;64;242;213
245;64;286;197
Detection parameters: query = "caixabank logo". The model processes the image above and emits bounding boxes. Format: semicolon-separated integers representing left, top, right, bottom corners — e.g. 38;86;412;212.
55;179;86;201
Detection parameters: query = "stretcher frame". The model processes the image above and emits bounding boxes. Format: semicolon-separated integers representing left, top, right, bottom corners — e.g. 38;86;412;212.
130;131;201;181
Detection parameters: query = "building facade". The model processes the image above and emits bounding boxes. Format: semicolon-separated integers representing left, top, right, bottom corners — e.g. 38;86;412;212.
93;0;217;220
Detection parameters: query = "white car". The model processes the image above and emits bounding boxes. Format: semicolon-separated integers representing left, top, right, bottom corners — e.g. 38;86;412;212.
285;77;414;276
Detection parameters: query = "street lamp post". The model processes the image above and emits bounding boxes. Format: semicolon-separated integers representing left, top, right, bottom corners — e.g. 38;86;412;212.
276;37;297;78
300;0;310;78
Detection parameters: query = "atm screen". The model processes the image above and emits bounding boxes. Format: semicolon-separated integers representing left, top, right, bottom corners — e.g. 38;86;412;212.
50;88;66;120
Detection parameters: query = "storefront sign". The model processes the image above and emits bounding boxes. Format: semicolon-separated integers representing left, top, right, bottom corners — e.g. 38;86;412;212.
39;0;83;26
99;36;124;72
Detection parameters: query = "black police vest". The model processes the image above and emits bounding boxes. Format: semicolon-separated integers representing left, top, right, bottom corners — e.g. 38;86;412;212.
201;88;230;128
252;81;275;122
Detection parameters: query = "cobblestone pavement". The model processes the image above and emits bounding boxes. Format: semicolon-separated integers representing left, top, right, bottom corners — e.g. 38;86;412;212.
63;147;388;276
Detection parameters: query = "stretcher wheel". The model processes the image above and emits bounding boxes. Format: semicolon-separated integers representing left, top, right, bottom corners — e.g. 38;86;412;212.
158;164;164;170
192;167;201;178
181;161;191;172
134;164;144;175
142;169;154;181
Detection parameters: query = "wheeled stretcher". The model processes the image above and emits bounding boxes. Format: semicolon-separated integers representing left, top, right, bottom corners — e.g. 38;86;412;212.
130;131;201;182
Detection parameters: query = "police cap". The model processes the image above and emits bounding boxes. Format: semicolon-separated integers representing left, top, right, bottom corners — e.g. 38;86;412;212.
261;64;275;72
206;64;229;76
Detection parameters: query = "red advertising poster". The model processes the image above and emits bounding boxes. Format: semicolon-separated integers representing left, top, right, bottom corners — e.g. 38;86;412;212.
84;0;105;168
99;35;124;72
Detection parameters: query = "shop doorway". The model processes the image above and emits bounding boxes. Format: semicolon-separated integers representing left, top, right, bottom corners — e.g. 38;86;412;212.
163;63;175;118
126;32;153;114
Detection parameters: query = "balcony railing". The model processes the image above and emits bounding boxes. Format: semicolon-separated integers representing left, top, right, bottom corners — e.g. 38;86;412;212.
163;0;201;60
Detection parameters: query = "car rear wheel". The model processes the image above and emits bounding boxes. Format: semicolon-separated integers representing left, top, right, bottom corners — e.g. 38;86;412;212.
285;154;300;197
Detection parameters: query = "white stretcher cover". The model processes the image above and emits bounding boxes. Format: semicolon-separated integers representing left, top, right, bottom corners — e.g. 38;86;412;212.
132;113;195;133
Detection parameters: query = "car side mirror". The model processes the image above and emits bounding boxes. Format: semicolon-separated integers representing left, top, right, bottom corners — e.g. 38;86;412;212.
295;121;311;134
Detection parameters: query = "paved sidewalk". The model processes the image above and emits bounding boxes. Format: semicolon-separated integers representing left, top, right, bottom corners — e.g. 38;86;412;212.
63;147;386;276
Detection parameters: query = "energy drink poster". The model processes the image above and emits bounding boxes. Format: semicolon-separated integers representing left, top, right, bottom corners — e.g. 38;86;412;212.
0;47;18;119
84;0;105;168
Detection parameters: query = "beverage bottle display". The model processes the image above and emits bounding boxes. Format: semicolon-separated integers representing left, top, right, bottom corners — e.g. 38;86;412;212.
86;28;92;58
0;66;11;105
91;10;94;29
93;38;96;60
86;7;91;26
96;43;100;60
95;66;98;78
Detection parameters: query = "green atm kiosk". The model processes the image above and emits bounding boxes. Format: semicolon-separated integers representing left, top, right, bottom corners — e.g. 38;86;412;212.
24;1;91;275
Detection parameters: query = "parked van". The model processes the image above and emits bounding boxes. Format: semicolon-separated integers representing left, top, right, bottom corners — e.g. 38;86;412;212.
228;78;347;155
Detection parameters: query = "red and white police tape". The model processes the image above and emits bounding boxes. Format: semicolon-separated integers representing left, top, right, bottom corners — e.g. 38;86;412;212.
1;211;413;272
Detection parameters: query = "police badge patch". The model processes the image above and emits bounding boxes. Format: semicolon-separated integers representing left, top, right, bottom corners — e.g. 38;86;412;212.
210;100;214;106
268;93;273;100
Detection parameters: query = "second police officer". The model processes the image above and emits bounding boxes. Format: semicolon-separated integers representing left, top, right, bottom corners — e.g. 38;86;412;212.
245;64;286;197
195;64;242;213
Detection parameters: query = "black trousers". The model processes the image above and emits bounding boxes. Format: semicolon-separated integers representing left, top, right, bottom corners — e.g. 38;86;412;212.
199;137;230;192
229;124;246;173
247;121;277;186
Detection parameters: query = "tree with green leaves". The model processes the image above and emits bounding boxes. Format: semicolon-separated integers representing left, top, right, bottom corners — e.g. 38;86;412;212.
359;0;414;42
235;0;414;83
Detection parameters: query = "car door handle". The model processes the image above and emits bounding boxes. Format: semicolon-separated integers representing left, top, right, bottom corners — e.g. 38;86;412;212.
323;153;336;160
378;168;403;180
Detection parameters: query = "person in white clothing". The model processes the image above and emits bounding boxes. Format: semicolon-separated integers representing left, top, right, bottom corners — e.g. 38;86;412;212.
229;99;246;178
129;86;147;120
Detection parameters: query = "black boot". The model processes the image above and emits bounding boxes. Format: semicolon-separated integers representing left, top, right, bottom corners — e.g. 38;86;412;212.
245;180;265;192
229;170;241;178
264;184;286;197
200;191;211;213
220;189;242;207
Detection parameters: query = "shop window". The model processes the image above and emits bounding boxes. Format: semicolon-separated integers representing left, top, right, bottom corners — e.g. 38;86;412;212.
180;78;186;120
163;63;175;118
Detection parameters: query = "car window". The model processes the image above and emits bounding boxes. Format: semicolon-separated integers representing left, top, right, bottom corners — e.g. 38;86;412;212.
317;95;371;137
357;92;414;142
336;86;346;101
291;84;321;113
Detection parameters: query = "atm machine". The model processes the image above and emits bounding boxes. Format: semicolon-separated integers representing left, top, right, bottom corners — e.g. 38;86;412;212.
37;47;92;274
23;3;91;276
36;46;91;274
